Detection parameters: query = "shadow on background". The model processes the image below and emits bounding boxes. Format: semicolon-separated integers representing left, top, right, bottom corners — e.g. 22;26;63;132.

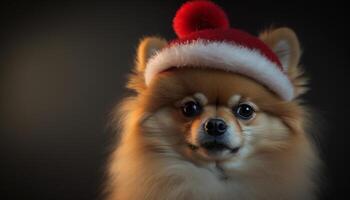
0;0;348;199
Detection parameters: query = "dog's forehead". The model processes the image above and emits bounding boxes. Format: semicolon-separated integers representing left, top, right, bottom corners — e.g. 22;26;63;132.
193;94;243;110
149;68;281;107
171;69;264;103
182;92;242;107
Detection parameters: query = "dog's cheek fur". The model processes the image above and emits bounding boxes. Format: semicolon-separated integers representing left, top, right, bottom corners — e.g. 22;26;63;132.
140;107;189;155
242;113;291;154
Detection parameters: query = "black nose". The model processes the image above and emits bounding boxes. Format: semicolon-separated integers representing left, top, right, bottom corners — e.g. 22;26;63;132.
204;119;227;136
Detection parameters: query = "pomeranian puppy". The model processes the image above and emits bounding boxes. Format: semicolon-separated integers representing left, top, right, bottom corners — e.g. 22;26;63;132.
105;1;319;200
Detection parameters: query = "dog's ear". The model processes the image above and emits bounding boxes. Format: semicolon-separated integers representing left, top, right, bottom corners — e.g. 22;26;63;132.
259;27;308;98
128;37;167;92
136;37;168;73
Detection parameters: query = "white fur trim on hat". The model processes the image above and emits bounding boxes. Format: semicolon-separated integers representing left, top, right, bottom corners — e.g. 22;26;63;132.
145;40;294;101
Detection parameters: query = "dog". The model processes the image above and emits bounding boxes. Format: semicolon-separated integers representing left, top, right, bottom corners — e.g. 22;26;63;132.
105;1;319;199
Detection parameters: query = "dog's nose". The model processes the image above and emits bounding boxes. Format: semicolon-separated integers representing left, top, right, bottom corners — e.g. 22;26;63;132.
204;118;227;136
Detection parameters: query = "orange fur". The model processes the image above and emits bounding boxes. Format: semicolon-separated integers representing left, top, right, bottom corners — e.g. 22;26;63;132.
105;28;320;200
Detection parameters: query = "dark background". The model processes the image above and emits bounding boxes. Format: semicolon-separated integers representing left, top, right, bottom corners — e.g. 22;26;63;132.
0;0;348;199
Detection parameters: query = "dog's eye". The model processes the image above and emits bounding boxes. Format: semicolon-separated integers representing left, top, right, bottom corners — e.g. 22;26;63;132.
234;103;255;120
182;101;202;117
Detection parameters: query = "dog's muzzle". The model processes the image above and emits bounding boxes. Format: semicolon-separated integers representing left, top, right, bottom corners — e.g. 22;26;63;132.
199;118;239;153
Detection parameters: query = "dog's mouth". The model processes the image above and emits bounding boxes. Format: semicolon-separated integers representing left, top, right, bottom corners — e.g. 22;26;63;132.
201;142;240;153
187;141;240;154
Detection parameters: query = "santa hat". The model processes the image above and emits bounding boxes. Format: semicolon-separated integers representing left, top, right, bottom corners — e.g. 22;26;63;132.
144;0;294;101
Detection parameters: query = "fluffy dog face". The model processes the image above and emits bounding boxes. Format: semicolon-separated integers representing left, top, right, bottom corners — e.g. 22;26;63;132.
106;28;319;200
120;28;309;168
111;28;314;174
137;68;303;166
105;18;321;198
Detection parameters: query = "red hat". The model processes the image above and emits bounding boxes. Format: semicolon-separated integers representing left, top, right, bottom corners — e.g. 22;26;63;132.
145;0;293;101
